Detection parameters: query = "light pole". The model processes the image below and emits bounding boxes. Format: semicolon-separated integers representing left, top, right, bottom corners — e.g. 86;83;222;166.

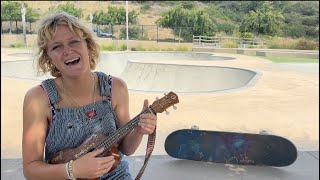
126;1;129;51
21;1;27;47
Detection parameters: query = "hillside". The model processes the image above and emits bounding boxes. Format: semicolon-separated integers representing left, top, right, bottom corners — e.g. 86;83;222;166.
23;1;170;25
1;1;319;41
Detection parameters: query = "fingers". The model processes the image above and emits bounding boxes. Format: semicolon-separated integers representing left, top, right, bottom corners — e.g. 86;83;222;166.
98;155;115;165
140;113;157;121
87;148;105;157
94;157;115;178
74;154;115;179
139;113;157;134
138;123;155;133
141;99;149;112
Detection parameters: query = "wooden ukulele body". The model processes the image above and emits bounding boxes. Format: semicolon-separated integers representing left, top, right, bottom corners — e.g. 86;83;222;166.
49;133;120;180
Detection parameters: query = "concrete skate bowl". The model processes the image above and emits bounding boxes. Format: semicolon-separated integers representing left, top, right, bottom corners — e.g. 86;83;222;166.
96;52;258;93
1;52;259;93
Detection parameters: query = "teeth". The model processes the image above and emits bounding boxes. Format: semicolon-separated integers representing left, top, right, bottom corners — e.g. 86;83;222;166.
65;57;79;64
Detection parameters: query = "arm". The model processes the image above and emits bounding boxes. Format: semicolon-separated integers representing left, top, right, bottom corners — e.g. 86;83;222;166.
22;85;115;179
22;85;69;180
111;77;157;156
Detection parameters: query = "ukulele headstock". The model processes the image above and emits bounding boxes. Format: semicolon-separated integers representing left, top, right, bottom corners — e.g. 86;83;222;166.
150;92;179;114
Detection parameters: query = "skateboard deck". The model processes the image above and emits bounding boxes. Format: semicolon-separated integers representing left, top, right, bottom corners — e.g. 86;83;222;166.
165;129;297;167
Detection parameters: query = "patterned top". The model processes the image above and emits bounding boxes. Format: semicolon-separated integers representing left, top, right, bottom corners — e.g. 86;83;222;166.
40;71;132;180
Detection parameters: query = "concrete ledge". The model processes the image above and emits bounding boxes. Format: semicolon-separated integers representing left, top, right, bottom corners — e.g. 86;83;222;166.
193;47;319;59
2;151;318;180
256;51;319;59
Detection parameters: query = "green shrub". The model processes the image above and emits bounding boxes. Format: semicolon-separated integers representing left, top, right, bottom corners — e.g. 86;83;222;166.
165;47;174;51
221;40;237;48
267;37;296;49
136;44;146;51
295;38;319;50
119;44;127;51
257;44;267;49
100;44;117;51
140;4;151;13
175;46;190;51
267;37;319;50
120;26;142;39
146;45;160;51
9;42;24;48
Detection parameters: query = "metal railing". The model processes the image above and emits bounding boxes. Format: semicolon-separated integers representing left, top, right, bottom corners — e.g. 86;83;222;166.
193;35;267;48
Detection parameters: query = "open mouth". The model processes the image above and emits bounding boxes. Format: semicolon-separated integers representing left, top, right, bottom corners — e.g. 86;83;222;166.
65;57;80;65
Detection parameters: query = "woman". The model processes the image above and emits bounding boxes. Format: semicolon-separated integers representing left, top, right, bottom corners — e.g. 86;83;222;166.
22;12;157;180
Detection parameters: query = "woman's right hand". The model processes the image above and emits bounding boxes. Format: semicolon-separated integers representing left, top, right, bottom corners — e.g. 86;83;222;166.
72;148;115;179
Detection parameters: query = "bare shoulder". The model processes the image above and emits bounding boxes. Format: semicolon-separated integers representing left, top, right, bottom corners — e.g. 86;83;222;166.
23;84;50;123
111;76;128;92
24;85;48;107
110;76;129;109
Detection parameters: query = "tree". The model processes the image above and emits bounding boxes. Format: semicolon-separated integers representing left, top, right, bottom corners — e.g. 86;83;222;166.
1;1;21;34
156;4;215;41
92;6;138;25
48;2;83;18
176;1;196;10
26;6;40;32
239;1;284;36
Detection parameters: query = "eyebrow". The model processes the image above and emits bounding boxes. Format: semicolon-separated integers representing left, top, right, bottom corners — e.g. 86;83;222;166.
48;37;80;47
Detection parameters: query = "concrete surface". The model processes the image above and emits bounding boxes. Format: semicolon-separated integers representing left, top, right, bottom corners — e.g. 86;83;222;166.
2;151;319;180
193;47;319;59
1;49;319;180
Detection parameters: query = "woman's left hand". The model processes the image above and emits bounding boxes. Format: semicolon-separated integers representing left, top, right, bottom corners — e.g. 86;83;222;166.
137;99;157;134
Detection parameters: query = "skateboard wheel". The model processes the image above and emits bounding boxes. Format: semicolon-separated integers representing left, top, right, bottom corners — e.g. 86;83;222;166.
191;125;199;130
259;130;269;135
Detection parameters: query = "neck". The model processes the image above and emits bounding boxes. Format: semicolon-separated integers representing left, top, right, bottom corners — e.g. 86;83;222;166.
60;71;96;98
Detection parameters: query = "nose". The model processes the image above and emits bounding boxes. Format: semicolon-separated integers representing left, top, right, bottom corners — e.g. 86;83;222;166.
63;45;73;56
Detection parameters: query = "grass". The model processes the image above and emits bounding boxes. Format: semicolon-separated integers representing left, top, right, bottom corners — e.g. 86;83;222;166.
216;51;319;63
260;56;319;63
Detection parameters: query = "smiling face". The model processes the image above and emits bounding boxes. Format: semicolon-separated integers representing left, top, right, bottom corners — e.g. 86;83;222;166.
46;25;91;77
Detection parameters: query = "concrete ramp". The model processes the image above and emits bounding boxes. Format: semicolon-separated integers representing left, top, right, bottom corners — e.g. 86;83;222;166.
2;52;258;93
121;62;256;93
93;52;257;93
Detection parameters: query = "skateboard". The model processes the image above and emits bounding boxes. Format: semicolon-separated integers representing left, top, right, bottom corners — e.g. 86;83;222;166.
165;129;297;167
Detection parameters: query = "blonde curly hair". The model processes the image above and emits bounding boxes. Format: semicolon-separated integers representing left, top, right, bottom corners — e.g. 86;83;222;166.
35;11;100;77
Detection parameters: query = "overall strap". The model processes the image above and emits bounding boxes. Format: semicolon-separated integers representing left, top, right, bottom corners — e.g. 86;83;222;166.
96;71;112;102
40;79;60;123
96;71;119;129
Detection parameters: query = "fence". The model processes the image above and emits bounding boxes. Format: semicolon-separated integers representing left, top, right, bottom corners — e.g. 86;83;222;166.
94;24;193;43
193;35;268;48
1;20;194;43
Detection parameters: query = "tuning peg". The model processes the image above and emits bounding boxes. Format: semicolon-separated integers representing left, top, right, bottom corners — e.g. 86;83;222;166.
165;110;170;115
173;105;177;110
156;97;159;100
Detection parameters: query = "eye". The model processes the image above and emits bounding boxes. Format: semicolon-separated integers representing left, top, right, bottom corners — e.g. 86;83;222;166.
70;40;80;44
51;45;61;50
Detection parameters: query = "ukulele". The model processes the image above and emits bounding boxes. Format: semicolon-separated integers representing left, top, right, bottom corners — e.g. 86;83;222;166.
49;92;179;180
